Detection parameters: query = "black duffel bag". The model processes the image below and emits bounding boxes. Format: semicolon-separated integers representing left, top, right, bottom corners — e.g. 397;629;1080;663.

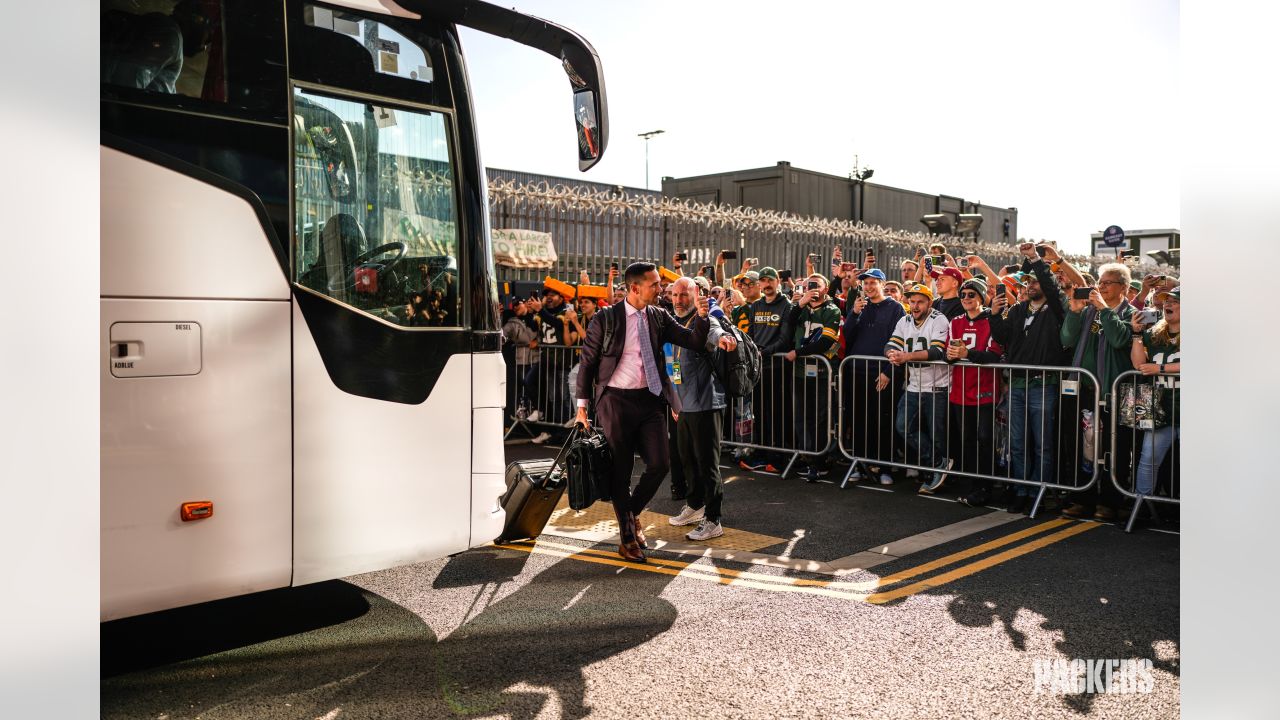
565;426;613;510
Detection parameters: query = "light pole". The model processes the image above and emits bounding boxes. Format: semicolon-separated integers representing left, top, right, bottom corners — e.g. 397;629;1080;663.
848;154;873;222
638;129;665;190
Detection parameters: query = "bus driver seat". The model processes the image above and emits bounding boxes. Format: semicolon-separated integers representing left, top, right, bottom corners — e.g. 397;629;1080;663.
300;213;366;304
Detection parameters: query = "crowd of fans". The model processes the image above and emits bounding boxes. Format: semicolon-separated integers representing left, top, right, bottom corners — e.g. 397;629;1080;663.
500;240;1181;526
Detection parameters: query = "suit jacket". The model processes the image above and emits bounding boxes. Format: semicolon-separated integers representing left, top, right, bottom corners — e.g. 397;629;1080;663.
576;300;710;413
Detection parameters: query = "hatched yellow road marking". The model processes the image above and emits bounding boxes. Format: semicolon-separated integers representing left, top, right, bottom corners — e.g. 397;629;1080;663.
871;518;1075;587
863;521;1100;604
491;519;1099;603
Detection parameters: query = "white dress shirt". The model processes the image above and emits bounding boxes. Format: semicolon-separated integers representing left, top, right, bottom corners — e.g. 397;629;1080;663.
577;300;650;408
608;300;649;390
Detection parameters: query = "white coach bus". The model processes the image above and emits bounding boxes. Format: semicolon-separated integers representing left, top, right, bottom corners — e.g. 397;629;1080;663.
100;0;608;620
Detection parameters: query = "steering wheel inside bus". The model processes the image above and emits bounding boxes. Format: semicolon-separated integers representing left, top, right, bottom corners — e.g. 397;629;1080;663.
328;241;408;294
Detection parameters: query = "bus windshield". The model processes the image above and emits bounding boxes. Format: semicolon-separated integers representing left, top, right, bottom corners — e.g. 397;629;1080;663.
293;87;461;328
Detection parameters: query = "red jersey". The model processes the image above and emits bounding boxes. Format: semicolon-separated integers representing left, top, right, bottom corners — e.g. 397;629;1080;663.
949;312;1003;406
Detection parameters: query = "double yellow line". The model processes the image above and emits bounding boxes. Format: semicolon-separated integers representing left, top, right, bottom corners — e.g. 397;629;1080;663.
493;517;1098;604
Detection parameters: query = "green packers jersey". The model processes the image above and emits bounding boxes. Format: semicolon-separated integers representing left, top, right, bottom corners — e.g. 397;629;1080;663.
793;300;842;360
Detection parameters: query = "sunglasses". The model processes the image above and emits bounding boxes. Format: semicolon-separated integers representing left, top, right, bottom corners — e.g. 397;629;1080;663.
959;292;981;299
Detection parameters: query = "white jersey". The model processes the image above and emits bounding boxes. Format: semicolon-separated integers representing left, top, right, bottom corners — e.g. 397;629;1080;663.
888;309;952;392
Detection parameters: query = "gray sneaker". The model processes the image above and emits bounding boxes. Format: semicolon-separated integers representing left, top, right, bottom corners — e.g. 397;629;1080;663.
530;431;552;444
686;519;724;541
669;505;705;527
920;458;953;494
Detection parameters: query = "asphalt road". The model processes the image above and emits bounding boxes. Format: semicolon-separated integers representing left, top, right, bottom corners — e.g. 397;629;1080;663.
102;444;1179;719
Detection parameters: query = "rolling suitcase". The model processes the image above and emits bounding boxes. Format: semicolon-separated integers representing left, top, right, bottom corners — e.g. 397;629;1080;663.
494;432;575;544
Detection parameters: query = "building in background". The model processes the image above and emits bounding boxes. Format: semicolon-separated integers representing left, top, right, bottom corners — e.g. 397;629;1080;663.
1089;227;1180;266
661;161;1018;245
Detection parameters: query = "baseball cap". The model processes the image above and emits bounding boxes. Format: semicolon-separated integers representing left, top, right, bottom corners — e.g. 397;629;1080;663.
1154;286;1180;303
1129;280;1143;292
758;266;779;281
930;267;965;283
961;278;988;297
904;282;934;301
691;276;712;293
858;268;887;281
741;270;761;282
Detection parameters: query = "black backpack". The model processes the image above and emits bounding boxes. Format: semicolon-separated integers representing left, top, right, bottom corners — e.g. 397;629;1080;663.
710;315;761;398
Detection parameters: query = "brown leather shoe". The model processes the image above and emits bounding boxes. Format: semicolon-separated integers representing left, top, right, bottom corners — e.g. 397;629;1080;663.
1061;503;1092;519
618;541;647;563
633;517;649;549
1093;505;1117;522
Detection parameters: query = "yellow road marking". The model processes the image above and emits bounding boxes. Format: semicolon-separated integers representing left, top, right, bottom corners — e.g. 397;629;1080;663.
503;518;1073;592
862;521;1101;604
494;539;874;601
872;518;1074;587
491;518;1097;602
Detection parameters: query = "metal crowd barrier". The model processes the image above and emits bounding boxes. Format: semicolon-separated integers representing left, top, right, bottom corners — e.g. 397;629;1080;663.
1110;370;1181;532
836;355;1104;518
504;343;582;440
720;353;834;478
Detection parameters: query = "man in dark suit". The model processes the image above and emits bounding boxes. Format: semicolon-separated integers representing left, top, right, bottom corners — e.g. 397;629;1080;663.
574;262;737;563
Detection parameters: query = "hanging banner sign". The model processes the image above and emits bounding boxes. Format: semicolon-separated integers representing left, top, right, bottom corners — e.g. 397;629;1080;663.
493;228;557;269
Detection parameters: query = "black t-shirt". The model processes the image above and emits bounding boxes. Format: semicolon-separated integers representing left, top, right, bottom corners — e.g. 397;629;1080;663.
935;296;964;320
537;304;569;345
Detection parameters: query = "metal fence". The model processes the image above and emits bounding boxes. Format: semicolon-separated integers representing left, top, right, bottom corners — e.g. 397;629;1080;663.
504;343;581;441
487;179;1026;289
501;341;1179;531
719;354;835;477
836;356;1103;518
1110;370;1181;532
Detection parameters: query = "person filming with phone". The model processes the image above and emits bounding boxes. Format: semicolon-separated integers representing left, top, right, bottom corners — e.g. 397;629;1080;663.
1059;261;1137;522
985;242;1070;513
784;273;842;480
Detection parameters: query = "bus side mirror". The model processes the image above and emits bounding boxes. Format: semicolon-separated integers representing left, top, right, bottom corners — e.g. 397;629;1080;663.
573;90;601;168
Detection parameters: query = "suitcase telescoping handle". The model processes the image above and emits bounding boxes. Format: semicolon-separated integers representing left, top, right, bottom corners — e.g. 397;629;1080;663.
542;424;582;488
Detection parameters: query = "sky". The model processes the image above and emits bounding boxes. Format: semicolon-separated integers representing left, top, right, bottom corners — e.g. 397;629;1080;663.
457;0;1179;256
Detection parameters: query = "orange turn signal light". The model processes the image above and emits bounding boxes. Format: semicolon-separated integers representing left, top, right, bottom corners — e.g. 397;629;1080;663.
180;501;214;521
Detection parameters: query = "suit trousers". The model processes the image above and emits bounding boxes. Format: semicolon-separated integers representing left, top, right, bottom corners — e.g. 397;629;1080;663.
596;387;671;522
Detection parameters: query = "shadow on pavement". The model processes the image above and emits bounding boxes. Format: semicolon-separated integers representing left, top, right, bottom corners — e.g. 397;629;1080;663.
426;547;678;719
101;547;678;719
940;528;1180;712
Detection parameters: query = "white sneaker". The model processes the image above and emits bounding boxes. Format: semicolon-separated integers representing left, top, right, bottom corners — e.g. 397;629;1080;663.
669;505;705;526
526;410;543;422
562;418;577;428
530;432;552;444
905;468;921;479
879;473;894;485
686;519;724;541
847;468;863;483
